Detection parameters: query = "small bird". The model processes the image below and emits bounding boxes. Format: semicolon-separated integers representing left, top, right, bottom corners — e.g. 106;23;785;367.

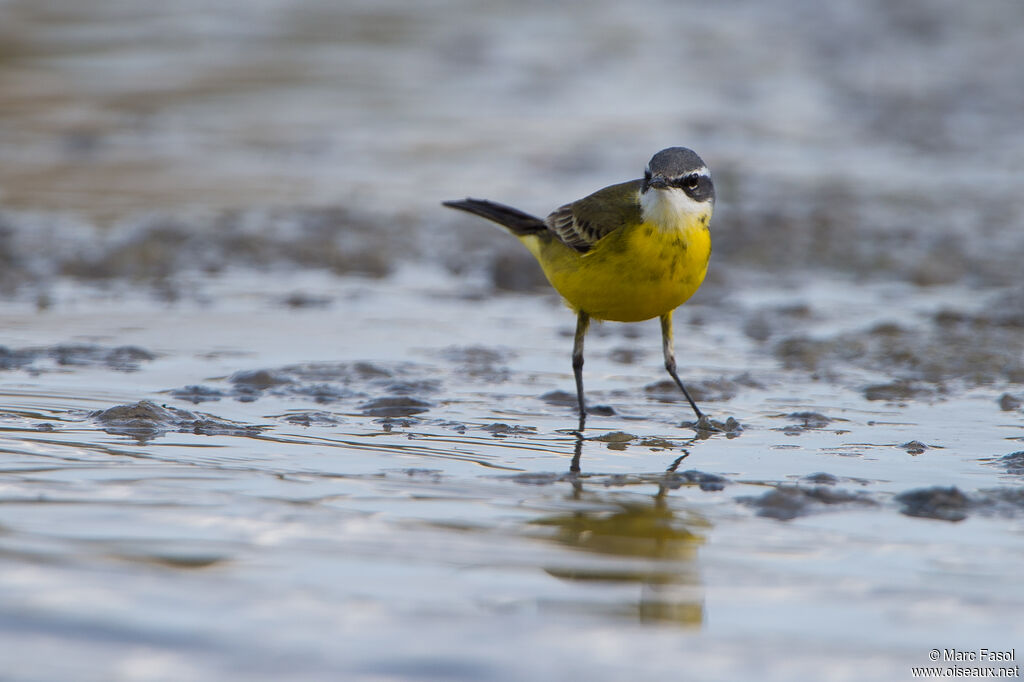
444;147;715;431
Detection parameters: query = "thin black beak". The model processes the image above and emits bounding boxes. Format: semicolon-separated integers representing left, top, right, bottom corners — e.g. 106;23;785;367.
646;175;669;190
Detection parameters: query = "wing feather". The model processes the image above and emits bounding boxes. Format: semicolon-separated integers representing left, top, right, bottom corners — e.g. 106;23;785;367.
543;180;643;253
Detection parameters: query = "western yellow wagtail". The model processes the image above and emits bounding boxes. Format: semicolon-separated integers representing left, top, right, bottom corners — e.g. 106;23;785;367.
444;147;715;430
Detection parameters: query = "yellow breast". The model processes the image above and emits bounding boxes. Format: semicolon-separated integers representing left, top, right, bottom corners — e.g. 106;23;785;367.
522;213;711;323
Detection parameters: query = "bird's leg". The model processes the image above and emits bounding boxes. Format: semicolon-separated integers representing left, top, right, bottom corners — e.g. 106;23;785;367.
569;429;584;475
659;311;709;426
572;310;590;432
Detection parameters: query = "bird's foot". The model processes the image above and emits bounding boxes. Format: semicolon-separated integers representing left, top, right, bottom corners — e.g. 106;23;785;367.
684;414;743;436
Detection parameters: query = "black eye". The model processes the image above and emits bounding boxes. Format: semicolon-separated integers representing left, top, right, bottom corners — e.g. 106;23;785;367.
683;175;699;190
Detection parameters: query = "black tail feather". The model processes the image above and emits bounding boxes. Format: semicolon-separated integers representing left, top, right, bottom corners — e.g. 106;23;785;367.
442;198;547;237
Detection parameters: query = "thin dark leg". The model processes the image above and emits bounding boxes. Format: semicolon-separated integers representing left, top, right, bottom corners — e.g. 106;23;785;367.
665;450;691;473
572;310;590;432
569;430;584;474
660;311;705;421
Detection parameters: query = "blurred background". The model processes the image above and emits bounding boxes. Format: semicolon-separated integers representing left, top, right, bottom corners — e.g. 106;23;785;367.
2;2;1023;681
2;0;1022;295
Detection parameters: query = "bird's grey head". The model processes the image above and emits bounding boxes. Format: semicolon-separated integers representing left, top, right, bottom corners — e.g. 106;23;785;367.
642;147;715;204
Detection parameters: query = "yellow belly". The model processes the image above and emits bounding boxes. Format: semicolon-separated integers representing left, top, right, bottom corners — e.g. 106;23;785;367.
521;218;711;323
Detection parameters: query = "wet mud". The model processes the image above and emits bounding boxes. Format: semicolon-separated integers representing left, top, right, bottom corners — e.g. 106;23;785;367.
993;451;1024;475
2;282;1022;682
740;484;878;521
90;401;268;442
44;352;1002;531
738;480;1024;523
170;362;441;410
775;299;1024;396
2;1;1023;680
0;343;155;372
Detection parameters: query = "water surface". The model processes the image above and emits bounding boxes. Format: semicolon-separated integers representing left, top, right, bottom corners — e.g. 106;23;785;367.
1;1;1023;680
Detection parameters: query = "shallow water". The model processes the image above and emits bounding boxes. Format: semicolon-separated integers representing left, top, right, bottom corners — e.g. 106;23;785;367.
2;1;1024;681
3;268;1022;681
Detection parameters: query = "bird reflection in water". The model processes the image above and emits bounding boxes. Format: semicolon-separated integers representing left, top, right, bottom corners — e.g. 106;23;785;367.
533;432;707;626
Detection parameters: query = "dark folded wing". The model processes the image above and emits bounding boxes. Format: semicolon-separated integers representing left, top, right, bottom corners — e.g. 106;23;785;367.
544;180;643;253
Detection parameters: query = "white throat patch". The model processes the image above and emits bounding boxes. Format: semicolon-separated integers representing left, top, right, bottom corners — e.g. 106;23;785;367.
640;187;709;232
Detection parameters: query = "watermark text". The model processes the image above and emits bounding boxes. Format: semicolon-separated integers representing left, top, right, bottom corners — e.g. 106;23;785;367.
912;649;1018;678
